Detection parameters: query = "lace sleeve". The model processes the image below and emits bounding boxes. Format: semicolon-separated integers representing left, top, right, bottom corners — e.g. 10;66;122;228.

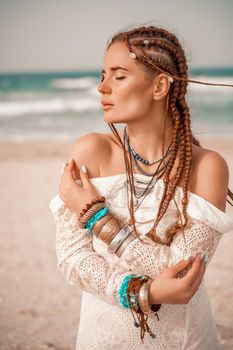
120;218;223;278
50;192;233;305
50;195;134;306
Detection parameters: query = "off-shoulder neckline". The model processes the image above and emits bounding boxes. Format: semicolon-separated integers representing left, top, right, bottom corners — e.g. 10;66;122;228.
83;172;231;217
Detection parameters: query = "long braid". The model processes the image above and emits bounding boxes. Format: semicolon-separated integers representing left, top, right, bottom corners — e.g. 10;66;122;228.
135;34;190;241
119;29;182;242
157;29;201;223
124;32;184;242
105;25;233;246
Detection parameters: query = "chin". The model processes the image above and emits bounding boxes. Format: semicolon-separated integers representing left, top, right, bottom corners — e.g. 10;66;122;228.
103;113;124;124
104;110;132;123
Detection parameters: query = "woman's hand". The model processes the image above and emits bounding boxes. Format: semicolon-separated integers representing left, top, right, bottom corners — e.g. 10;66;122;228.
148;253;206;305
59;159;99;216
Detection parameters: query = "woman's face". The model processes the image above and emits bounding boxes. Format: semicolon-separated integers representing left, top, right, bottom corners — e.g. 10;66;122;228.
98;42;155;124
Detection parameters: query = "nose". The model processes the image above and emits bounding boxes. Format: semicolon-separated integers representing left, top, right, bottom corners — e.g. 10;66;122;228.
97;77;112;94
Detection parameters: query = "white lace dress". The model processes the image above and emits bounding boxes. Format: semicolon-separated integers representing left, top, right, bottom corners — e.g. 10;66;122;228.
49;173;233;350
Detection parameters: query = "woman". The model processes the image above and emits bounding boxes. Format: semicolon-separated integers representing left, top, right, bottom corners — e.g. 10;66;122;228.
49;25;233;349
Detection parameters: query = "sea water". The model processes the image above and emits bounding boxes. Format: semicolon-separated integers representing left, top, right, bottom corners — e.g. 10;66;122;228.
0;68;232;141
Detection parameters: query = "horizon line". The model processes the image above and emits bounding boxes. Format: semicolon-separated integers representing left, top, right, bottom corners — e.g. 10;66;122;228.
0;65;233;76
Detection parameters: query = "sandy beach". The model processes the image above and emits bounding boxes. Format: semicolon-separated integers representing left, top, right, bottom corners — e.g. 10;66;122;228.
0;137;233;350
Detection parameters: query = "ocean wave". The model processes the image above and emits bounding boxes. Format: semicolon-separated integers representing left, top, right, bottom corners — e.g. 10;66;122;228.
188;76;233;93
51;77;99;90
0;97;101;117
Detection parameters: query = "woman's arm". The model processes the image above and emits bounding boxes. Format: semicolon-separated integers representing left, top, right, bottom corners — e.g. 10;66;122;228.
121;219;221;279
61;143;228;282
50;195;205;307
51;197;130;305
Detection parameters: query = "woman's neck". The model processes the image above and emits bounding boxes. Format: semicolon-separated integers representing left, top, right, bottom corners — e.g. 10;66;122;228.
125;118;174;162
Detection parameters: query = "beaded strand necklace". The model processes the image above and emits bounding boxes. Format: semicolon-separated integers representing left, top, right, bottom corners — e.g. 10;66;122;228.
123;126;172;218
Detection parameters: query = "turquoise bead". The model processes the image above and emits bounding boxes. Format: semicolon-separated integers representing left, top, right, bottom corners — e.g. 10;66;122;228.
85;207;108;235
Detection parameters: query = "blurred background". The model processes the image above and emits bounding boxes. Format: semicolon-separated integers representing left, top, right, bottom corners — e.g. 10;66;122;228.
0;1;232;349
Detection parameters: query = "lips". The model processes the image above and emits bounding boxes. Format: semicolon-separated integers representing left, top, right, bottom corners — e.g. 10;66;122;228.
101;101;114;106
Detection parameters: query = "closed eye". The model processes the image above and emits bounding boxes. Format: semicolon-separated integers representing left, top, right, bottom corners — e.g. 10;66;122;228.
100;75;125;82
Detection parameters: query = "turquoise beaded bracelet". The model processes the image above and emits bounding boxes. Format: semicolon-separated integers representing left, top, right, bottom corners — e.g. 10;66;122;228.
85;207;108;235
118;274;148;309
118;274;136;309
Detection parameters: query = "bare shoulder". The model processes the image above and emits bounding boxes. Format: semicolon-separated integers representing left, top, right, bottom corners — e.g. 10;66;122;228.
191;145;229;212
68;132;111;179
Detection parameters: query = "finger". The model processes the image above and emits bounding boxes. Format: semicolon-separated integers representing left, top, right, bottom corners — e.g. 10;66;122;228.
72;160;80;181
190;257;206;295
63;159;76;181
79;164;93;188
63;158;81;180
169;257;193;277
183;253;203;286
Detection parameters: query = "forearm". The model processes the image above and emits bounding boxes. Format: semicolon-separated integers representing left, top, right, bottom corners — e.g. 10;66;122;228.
50;194;222;307
120;218;222;278
51;195;141;306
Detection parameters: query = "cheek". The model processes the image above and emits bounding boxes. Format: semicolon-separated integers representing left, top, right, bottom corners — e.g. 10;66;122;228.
119;88;151;116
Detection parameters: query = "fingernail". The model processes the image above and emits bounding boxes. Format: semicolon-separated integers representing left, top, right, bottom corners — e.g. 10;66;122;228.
69;158;73;163
204;255;209;265
81;164;87;173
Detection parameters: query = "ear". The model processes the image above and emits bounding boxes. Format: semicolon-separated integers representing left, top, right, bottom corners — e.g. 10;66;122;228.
153;74;171;101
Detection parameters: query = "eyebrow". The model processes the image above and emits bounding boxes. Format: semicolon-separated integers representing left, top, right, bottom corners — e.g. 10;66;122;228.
101;66;129;74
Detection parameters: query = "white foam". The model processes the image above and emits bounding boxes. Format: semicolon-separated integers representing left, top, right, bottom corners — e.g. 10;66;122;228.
51;77;99;90
0;97;101;117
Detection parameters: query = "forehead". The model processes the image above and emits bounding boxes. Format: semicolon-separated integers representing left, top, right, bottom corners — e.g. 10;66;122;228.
103;42;141;73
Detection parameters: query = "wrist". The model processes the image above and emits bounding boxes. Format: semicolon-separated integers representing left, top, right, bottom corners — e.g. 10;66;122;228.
148;278;161;305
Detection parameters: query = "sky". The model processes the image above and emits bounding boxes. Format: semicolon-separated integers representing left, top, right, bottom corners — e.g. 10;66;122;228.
0;0;233;73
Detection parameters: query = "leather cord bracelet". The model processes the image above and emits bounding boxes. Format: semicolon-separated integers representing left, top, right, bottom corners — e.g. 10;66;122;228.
78;202;106;228
78;195;105;219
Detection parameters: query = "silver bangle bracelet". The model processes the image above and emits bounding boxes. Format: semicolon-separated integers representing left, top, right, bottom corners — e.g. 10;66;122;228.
107;225;133;254
138;279;154;315
115;230;137;257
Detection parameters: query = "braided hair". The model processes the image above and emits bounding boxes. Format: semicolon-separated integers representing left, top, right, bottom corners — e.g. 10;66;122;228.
105;25;233;245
